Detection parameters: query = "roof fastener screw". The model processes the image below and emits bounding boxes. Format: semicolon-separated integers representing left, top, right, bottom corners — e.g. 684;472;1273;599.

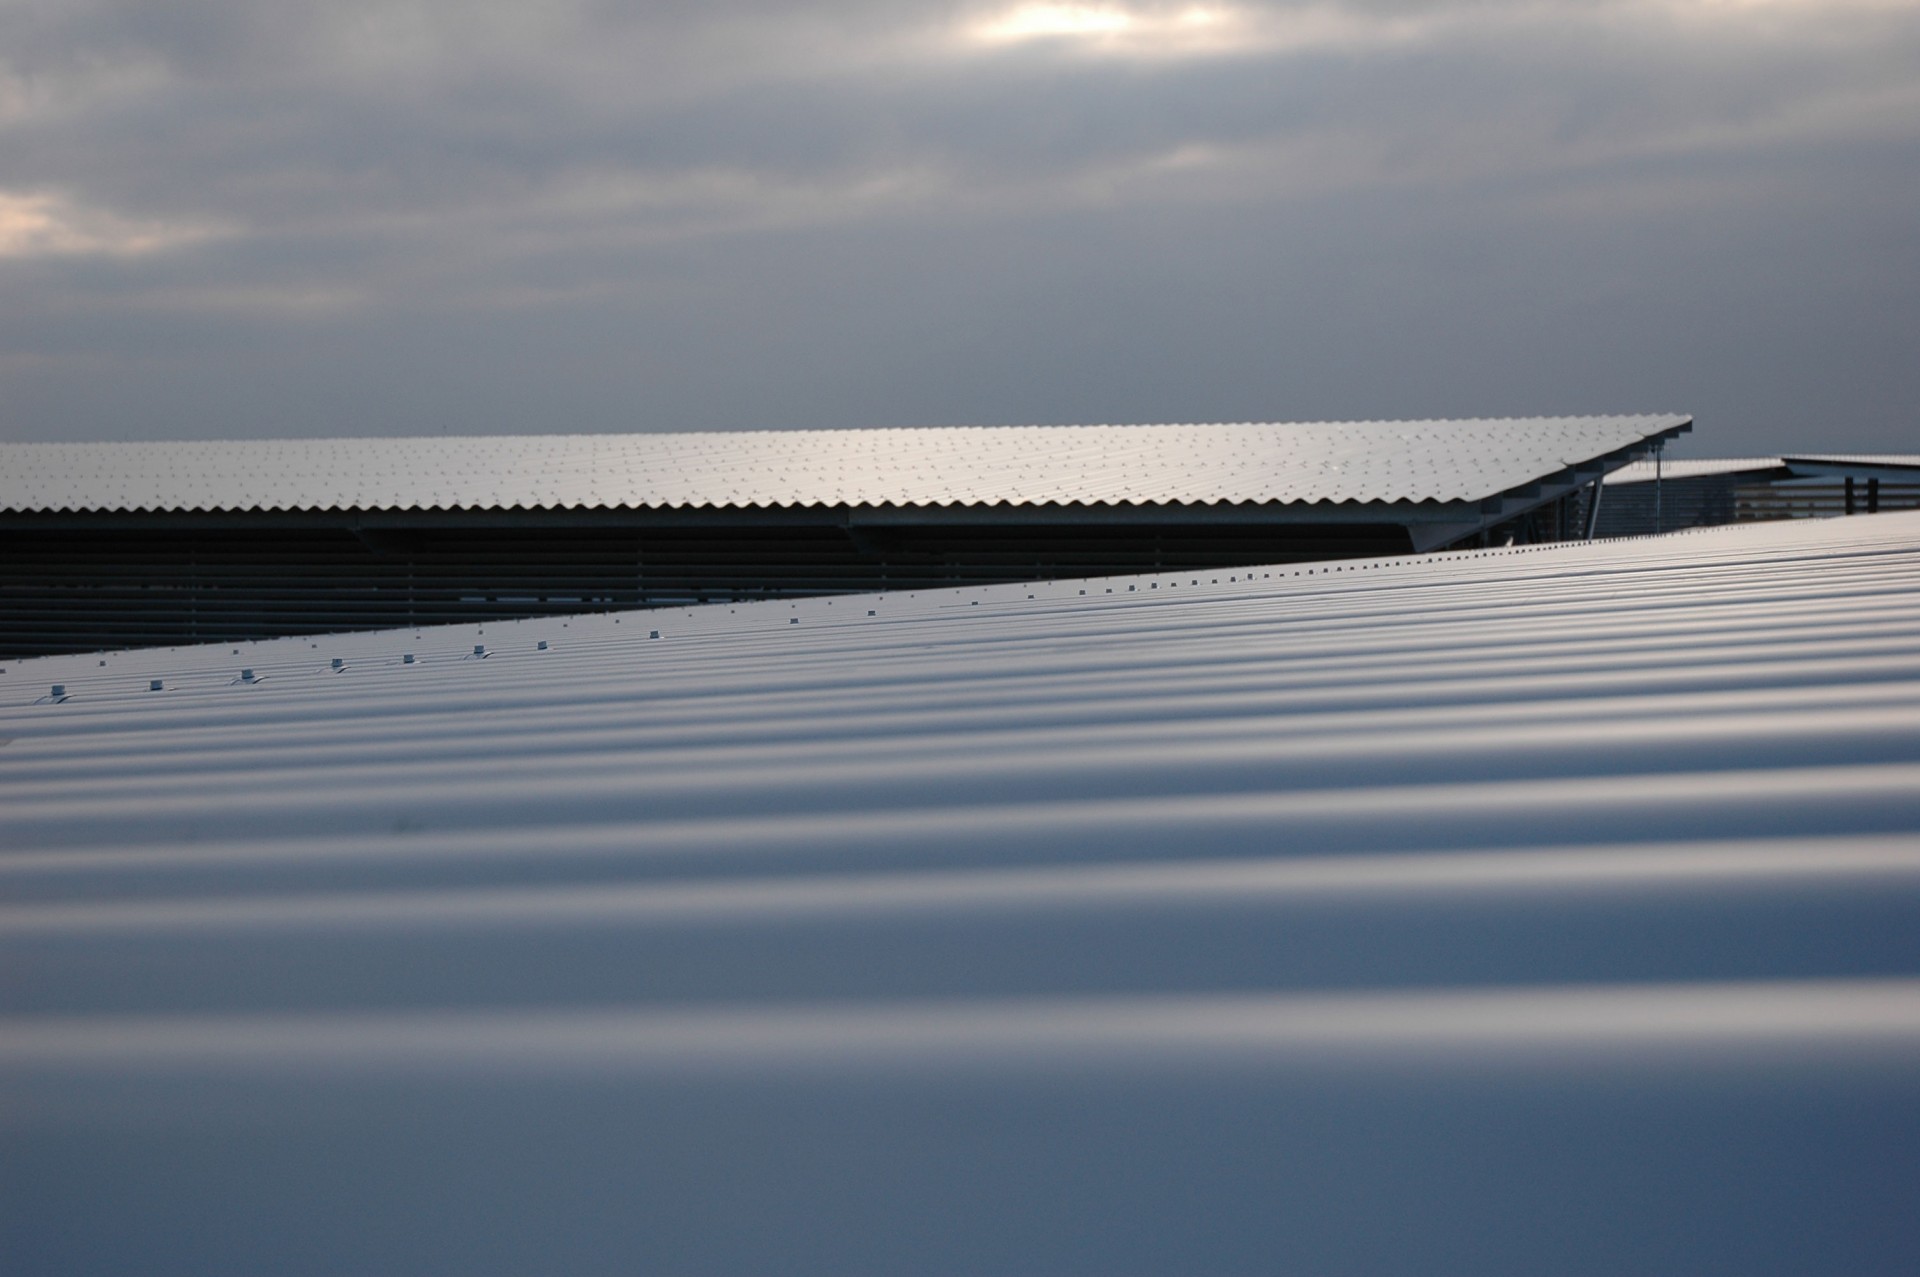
473;644;487;657
649;630;660;639
537;640;548;650
50;684;65;699
403;654;415;664
331;658;345;670
150;679;163;692
240;669;255;683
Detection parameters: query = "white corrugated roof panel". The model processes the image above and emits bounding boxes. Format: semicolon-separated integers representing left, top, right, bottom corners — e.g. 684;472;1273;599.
1788;454;1920;468
1605;455;1785;483
0;415;1685;513
4;510;1916;1273
1608;454;1920;485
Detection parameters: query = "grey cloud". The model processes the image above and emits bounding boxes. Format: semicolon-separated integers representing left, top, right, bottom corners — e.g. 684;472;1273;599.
9;2;1914;213
0;0;1915;450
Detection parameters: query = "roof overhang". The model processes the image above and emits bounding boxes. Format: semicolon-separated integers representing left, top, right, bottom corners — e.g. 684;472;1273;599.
0;418;1691;554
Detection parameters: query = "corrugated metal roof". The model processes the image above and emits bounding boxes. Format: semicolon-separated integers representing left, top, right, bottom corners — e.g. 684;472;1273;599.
4;510;1917;1274
0;415;1685;513
1608;454;1920;486
1605;455;1785;484
1788;454;1920;469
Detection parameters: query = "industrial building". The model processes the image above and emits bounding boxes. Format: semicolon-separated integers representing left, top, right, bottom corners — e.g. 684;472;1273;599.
0;414;1688;655
1597;452;1920;536
4;510;1918;1274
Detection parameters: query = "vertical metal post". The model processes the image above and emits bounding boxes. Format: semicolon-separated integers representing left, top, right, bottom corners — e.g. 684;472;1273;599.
1869;477;1881;514
1654;444;1664;534
1583;476;1605;540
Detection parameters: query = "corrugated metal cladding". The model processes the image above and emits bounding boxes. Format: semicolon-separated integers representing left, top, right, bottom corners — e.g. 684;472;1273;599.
5;512;1920;1275
1605;454;1920;485
0;414;1685;512
0;415;1690;658
1605;455;1787;483
1792;454;1920;469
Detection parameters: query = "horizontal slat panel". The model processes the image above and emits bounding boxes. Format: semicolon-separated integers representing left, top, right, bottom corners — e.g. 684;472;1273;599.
0;521;1417;655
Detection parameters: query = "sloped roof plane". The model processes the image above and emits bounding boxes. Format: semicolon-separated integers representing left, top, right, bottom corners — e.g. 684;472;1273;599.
1606;454;1920;486
0;414;1688;514
2;511;1917;1274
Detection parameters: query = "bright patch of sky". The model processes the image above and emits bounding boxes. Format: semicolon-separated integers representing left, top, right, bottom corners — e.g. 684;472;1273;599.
970;4;1238;51
0;190;217;259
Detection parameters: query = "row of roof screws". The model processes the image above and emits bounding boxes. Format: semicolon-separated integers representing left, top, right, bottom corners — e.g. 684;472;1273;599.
46;633;623;705
53;564;1445;707
327;646;538;668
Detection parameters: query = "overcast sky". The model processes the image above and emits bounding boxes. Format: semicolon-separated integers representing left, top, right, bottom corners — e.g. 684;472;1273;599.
1;0;1915;453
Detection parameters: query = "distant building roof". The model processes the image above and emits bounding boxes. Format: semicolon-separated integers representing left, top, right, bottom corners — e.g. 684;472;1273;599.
0;415;1688;514
1607;454;1920;485
1782;454;1920;474
1605;456;1785;484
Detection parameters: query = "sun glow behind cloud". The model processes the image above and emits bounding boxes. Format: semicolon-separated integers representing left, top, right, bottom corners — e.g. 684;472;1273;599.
961;0;1920;61
968;4;1243;54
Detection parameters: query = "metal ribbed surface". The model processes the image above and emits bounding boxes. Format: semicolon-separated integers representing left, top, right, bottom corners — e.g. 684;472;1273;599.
1605;455;1785;483
1790;454;1920;469
4;511;1918;1274
0;415;1685;513
1607;454;1920;486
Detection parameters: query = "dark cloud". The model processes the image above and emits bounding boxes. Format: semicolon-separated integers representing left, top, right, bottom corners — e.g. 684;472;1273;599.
1;0;1916;451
